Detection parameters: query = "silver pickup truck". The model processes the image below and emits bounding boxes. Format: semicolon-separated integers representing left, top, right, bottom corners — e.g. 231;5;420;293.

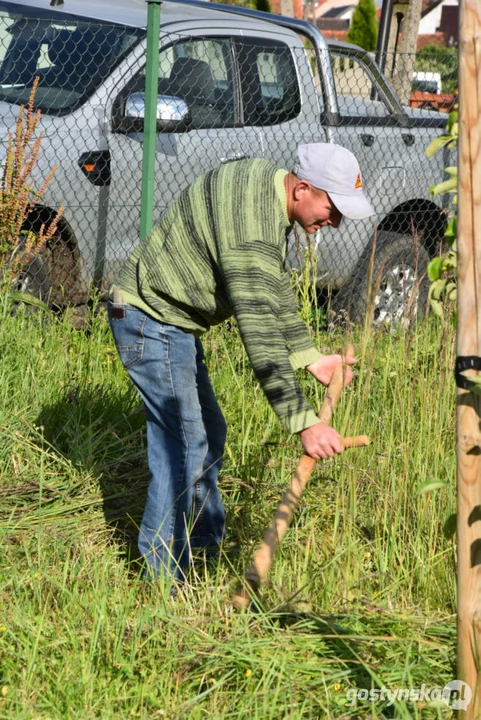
0;0;450;322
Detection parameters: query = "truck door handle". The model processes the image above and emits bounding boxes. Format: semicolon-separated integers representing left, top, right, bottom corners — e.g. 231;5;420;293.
360;134;374;147
402;134;415;146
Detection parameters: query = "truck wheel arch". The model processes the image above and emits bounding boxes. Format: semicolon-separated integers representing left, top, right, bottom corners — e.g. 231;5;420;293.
377;199;448;257
23;206;83;307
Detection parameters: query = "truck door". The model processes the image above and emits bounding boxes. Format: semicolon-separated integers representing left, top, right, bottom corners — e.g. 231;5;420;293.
321;45;409;285
233;33;328;273
105;33;263;279
235;33;328;171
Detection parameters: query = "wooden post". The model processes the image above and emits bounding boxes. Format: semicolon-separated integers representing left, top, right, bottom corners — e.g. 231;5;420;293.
457;1;481;717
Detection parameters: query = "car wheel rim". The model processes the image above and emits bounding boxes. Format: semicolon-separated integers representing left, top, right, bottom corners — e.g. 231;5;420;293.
373;264;418;325
16;273;33;294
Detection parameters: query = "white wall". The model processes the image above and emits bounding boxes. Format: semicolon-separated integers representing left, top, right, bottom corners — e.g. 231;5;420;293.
418;0;458;35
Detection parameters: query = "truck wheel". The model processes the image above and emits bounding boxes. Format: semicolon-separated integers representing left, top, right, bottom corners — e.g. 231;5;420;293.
331;233;430;326
13;254;51;303
47;235;82;306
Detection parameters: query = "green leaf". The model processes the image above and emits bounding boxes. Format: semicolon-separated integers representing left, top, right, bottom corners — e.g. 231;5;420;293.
444;166;458;177
430;177;457;197
449;122;458;138
427;257;443;281
430;278;447;300
425;135;452;158
446;283;457;301
447;111;458;134
443;513;457;540
416;479;448;495
8;290;51;312
429;297;444;318
445;216;457;244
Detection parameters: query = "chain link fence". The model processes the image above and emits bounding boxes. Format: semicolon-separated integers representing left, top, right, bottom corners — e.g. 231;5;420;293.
0;2;457;323
378;46;457;111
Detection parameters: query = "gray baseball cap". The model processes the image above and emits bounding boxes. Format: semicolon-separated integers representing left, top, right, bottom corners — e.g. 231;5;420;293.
294;143;376;220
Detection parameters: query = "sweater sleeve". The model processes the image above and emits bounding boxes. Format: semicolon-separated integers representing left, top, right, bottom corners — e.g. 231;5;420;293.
219;240;320;435
277;270;323;370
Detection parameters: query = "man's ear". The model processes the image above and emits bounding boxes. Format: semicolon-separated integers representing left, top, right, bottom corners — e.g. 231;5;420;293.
293;180;312;201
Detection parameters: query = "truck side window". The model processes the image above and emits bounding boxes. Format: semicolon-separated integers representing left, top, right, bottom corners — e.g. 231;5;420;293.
158;37;236;129
330;51;390;119
236;38;301;126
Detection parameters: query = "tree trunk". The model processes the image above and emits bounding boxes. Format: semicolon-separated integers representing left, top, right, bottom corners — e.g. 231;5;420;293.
304;0;315;23
386;0;423;105
280;0;294;17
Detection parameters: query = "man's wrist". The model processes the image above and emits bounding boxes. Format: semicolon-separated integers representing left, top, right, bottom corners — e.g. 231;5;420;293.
290;347;323;371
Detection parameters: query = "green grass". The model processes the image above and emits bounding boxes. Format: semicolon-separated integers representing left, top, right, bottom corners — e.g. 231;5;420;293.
0;295;457;719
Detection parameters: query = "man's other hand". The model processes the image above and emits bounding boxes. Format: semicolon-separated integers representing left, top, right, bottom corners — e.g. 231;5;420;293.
306;354;357;387
299;422;343;459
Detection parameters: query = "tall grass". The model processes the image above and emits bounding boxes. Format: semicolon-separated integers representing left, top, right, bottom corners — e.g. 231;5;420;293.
0;295;456;718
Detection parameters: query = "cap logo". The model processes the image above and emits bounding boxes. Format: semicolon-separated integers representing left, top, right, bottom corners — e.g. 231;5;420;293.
355;173;362;189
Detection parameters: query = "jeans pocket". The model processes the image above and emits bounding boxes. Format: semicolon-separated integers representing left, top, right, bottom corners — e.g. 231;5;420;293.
110;304;147;369
118;338;144;369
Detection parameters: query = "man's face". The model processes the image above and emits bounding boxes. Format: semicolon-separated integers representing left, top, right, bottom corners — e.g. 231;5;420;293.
292;182;343;234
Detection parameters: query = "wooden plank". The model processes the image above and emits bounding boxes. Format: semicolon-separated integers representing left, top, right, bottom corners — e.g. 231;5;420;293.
457;1;481;717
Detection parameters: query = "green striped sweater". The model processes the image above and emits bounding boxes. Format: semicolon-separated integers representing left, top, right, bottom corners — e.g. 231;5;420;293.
117;159;322;434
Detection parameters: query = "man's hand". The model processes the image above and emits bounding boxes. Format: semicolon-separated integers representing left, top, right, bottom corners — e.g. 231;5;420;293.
306;354;357;387
299;422;343;459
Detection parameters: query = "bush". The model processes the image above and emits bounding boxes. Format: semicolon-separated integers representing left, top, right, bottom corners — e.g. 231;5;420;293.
346;0;378;52
416;44;458;94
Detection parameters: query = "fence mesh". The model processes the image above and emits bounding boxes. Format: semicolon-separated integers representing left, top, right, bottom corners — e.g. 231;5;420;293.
0;3;458;324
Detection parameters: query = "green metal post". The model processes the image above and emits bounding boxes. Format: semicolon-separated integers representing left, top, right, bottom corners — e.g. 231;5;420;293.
140;0;161;241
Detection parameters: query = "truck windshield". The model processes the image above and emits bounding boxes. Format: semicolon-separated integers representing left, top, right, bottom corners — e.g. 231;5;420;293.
0;5;144;116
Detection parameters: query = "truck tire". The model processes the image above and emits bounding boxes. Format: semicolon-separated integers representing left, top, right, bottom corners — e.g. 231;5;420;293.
47;234;82;306
13;254;51;303
331;232;430;326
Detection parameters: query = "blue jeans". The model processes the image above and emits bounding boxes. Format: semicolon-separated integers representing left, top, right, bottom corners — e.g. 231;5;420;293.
108;301;227;581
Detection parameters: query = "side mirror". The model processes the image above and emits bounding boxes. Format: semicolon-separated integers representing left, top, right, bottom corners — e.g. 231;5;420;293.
118;92;191;133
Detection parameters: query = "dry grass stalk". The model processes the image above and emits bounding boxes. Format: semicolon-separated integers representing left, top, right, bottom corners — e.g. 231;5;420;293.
0;77;64;292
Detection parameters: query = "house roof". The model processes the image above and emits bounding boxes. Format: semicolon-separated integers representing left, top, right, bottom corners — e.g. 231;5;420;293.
315;0;359;19
321;5;355;18
421;0;457;18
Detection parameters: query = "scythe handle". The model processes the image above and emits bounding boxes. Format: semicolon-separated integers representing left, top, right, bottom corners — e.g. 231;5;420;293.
232;344;356;609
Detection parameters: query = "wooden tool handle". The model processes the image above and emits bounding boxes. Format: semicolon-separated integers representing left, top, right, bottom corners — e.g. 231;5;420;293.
232;344;355;609
342;434;370;449
318;343;354;426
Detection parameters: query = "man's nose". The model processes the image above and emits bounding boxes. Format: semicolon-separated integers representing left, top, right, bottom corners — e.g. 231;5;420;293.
332;213;342;228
